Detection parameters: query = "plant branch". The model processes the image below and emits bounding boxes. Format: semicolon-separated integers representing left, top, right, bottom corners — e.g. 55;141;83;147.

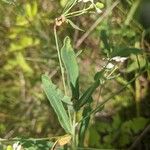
54;25;67;95
75;0;120;49
78;69;146;125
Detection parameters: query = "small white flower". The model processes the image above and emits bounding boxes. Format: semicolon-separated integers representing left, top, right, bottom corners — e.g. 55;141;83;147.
106;63;114;69
13;142;22;150
111;56;128;62
96;7;102;14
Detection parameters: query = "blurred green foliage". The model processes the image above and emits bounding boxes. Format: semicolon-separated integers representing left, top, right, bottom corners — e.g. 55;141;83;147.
0;0;150;149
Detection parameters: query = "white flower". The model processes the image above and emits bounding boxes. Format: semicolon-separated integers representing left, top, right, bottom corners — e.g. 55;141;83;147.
111;56;128;62
13;142;22;150
96;7;102;14
106;63;114;69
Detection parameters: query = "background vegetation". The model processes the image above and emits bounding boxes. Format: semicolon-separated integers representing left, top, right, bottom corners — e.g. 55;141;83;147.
0;0;150;149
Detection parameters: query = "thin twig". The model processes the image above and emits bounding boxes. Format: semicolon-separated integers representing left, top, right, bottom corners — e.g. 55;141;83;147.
75;0;120;49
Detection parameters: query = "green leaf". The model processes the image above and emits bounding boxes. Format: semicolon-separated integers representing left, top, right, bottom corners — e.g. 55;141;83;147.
62;95;73;105
111;47;142;57
131;117;149;134
77;80;100;110
61;37;79;100
100;30;111;52
78;102;92;146
94;70;105;83
67;19;84;31
42;75;72;134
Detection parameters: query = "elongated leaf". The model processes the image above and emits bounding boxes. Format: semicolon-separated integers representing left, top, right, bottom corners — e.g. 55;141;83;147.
78;101;92;147
42;75;72;134
67;19;84;31
76;80;100;110
111;47;142;57
100;30;111;51
61;37;79;100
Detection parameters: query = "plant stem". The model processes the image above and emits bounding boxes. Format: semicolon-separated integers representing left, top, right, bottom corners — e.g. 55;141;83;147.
65;6;91;18
72;112;77;150
135;74;141;117
125;0;141;26
54;25;67;95
63;0;78;15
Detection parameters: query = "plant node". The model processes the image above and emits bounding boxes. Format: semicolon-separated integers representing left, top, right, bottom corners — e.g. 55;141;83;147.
55;15;66;27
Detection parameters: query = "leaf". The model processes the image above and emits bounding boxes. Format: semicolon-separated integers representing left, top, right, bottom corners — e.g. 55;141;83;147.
76;80;100;110
67;19;84;31
111;47;142;57
100;30;111;52
131;117;149;134
42;75;72;134
89;126;101;147
94;70;105;84
78;103;92;146
62;96;73;105
61;37;79;100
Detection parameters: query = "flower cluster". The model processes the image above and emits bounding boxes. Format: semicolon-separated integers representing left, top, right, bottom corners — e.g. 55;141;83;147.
106;56;128;69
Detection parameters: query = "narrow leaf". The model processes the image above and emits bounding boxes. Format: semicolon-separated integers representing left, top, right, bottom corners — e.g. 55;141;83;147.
42;75;72;134
78;101;92;147
76;80;100;110
111;47;142;57
67;19;84;31
100;30;111;51
61;37;79;100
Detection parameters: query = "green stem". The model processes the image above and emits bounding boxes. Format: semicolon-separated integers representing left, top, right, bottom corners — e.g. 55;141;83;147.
66;12;87;18
125;0;141;26
0;137;54;143
64;0;78;15
54;25;67;95
65;6;91;18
